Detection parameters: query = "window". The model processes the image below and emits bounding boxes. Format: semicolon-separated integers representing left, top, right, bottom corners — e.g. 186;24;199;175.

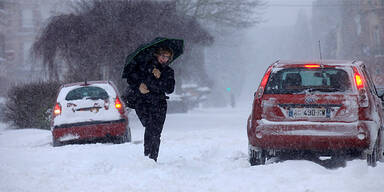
21;9;34;28
65;86;109;101
265;68;351;94
23;41;32;67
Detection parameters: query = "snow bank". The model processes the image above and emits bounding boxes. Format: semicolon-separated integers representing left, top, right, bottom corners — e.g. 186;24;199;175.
0;109;383;192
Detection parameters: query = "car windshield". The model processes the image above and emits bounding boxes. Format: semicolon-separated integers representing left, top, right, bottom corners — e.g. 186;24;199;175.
264;68;351;94
65;86;109;101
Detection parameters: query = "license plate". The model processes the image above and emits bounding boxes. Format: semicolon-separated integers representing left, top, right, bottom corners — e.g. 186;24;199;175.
289;108;329;118
75;107;102;113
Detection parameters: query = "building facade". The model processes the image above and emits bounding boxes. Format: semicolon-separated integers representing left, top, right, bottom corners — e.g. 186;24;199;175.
312;0;384;85
1;0;66;83
351;0;384;84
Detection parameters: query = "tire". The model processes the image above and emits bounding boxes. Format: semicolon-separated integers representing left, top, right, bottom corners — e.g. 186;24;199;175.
52;137;62;147
367;139;378;167
125;127;132;143
114;128;131;144
378;128;384;162
249;147;266;166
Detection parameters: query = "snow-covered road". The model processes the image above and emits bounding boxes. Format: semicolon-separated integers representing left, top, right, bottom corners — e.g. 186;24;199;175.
1;107;383;192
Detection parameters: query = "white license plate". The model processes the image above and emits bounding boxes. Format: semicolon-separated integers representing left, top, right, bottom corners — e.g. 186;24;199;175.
289;108;327;118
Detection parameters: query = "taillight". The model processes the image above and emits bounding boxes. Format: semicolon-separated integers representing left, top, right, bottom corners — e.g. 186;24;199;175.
255;66;272;99
304;64;320;68
353;67;368;107
53;103;61;117
115;97;124;114
354;73;363;89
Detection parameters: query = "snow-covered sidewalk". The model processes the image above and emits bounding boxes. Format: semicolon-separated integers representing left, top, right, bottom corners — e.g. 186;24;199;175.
0;107;383;192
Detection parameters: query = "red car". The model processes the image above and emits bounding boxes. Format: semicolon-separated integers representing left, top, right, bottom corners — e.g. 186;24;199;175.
51;81;131;146
247;60;384;167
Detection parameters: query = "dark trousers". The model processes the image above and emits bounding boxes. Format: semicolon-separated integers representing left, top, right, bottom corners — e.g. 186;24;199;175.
135;100;167;161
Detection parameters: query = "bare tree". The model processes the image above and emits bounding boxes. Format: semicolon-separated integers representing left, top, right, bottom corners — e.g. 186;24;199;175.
32;0;213;90
175;0;265;28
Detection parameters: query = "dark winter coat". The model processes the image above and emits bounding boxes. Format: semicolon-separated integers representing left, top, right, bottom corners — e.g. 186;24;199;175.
126;56;175;105
125;56;175;161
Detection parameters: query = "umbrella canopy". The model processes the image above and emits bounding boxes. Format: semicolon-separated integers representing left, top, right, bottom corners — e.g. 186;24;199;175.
122;37;184;78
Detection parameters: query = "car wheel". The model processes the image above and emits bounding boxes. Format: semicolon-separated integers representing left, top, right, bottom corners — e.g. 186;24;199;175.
367;139;378;167
249;147;266;166
378;128;384;162
114;128;131;144
125;127;132;143
52;137;62;147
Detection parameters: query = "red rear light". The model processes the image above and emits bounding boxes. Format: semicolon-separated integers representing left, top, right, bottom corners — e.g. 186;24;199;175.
353;67;364;89
256;66;272;99
353;67;368;107
115;97;124;114
260;69;271;88
53;103;61;117
304;64;320;68
115;98;122;109
355;74;363;89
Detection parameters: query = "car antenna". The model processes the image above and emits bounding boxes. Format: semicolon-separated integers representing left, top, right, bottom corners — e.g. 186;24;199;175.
84;78;88;86
318;40;323;66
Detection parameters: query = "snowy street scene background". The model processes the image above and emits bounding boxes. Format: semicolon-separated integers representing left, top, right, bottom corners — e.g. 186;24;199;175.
2;0;384;191
1;107;384;192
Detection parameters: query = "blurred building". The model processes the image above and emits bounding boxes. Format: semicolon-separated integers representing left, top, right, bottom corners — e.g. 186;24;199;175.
312;0;384;85
0;0;67;83
311;0;342;59
359;0;384;85
342;0;384;85
0;1;6;77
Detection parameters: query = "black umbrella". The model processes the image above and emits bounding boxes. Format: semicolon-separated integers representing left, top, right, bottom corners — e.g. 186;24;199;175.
122;37;184;78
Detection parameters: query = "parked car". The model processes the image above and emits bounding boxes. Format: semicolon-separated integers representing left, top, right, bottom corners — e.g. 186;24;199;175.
167;93;188;113
247;60;384;167
181;84;211;110
51;81;131;147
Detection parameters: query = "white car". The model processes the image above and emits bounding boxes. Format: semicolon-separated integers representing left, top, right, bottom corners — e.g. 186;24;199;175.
51;81;131;146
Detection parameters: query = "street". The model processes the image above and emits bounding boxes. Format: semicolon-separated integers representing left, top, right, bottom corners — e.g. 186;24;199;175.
1;107;383;192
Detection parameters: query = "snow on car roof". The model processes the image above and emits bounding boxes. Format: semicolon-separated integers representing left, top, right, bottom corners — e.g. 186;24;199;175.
274;60;363;67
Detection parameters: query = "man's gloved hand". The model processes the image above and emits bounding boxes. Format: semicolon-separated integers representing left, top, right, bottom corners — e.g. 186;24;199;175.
139;83;150;94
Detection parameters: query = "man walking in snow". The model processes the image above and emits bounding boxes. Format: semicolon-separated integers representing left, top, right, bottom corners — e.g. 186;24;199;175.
125;47;175;162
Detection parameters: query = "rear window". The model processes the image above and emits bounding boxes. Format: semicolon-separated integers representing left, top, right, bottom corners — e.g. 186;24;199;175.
264;68;351;94
65;86;109;101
